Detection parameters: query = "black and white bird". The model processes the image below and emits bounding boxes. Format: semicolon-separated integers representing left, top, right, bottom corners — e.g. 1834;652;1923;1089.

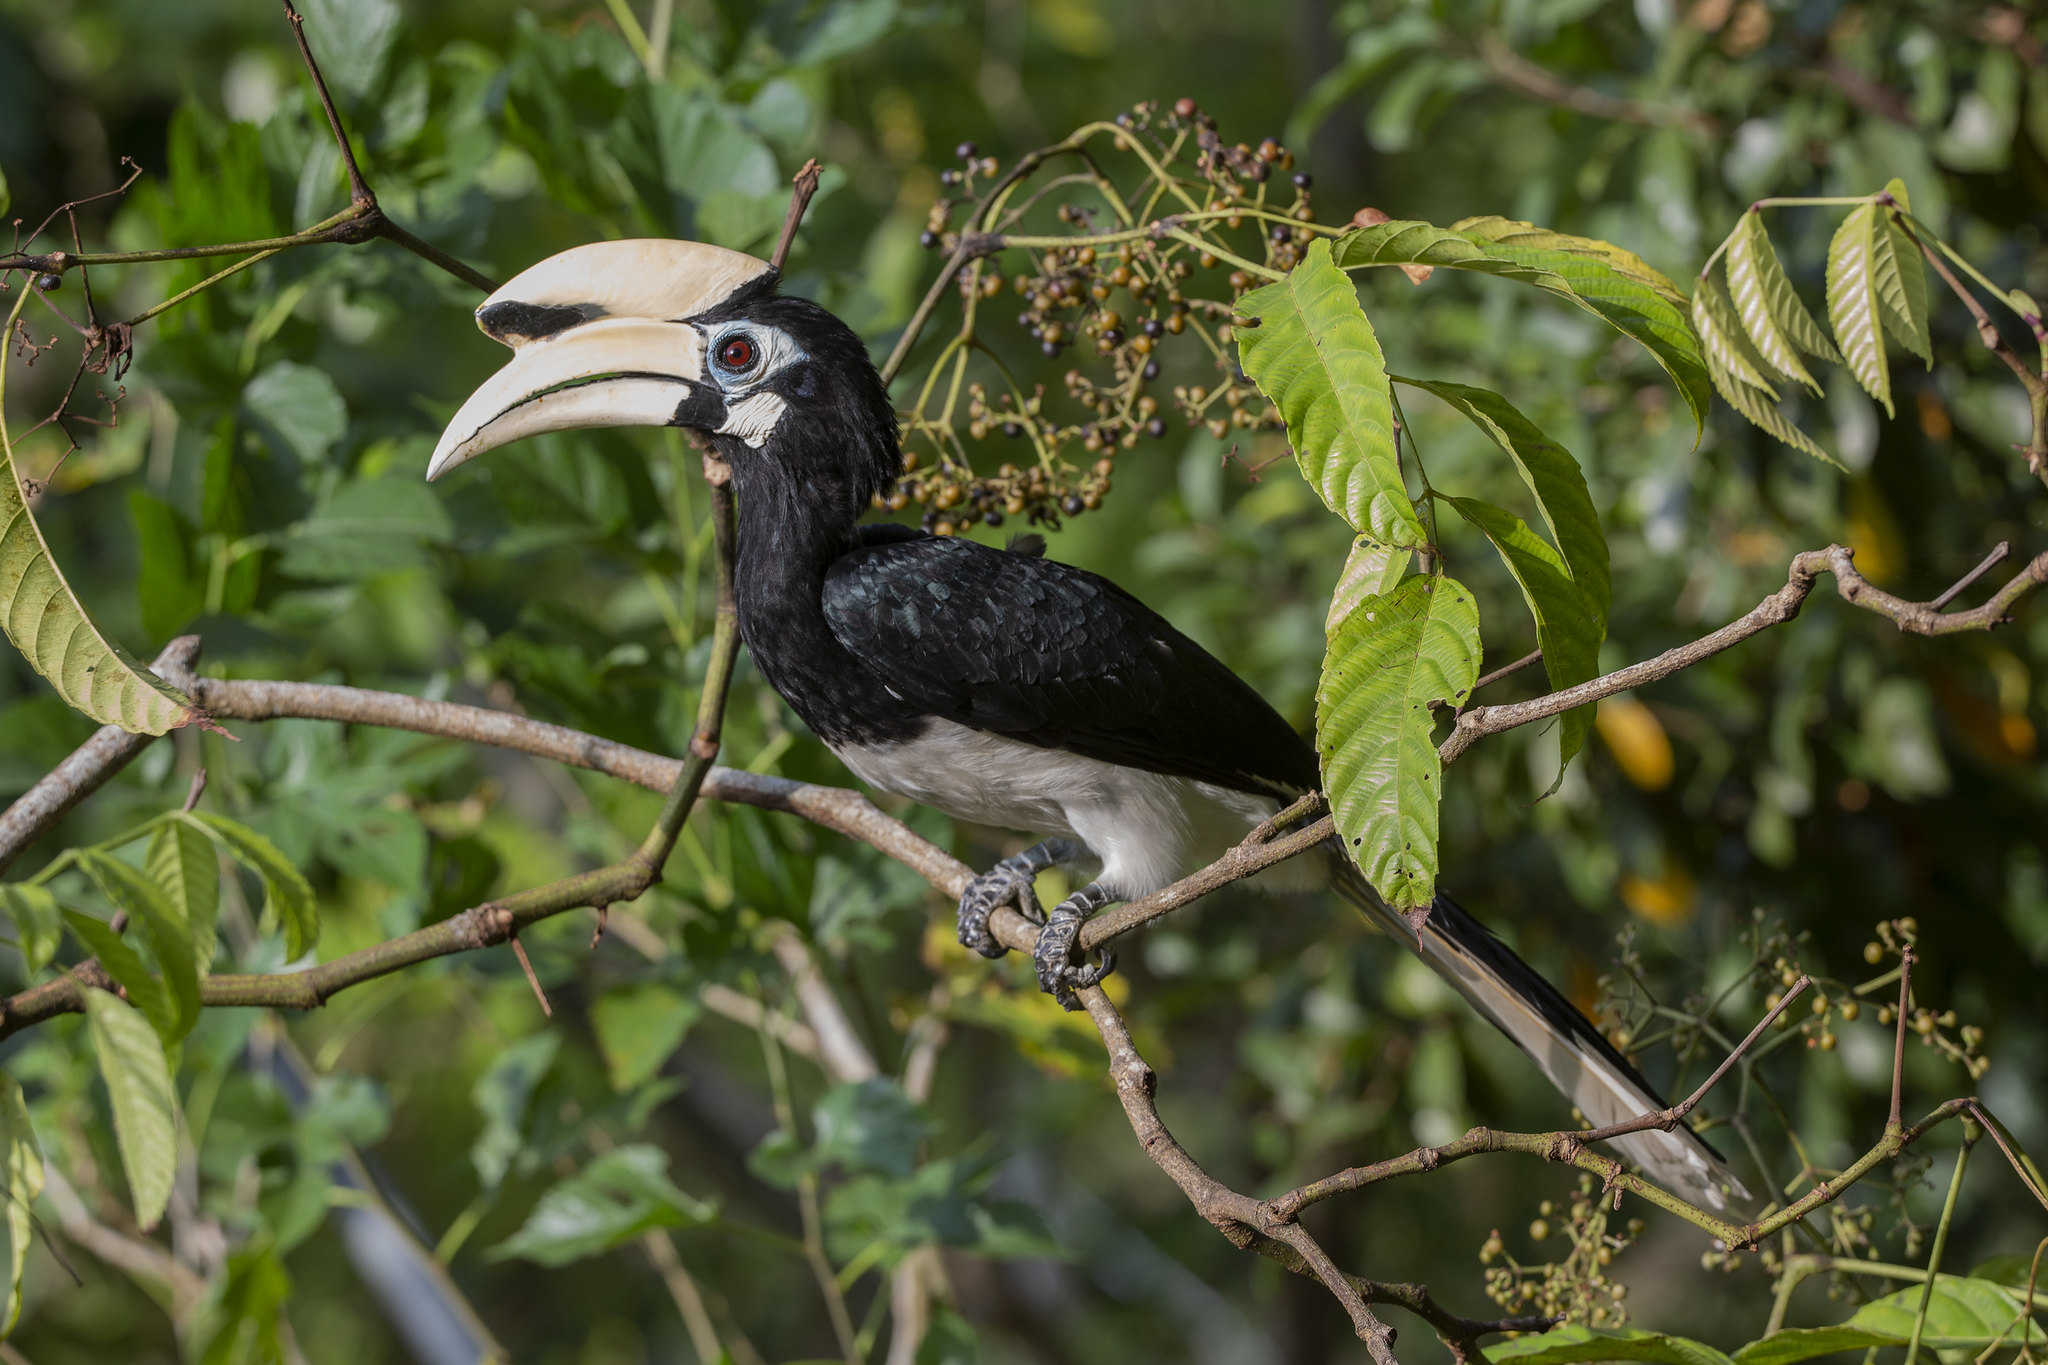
426;239;1749;1211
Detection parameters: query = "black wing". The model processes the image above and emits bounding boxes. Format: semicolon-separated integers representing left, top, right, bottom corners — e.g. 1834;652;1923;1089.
823;532;1318;797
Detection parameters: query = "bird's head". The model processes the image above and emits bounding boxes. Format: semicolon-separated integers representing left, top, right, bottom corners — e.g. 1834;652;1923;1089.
426;239;900;516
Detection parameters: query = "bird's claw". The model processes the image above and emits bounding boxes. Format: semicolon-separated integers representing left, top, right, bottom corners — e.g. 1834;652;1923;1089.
957;863;1041;960
1033;910;1115;1011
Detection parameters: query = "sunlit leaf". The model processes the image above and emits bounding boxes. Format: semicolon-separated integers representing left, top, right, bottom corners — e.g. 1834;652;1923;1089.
65;911;178;1041
1847;1277;2032;1345
191;814;318;959
1493;1326;1734;1365
1448;497;1602;781
148;817;220;977
1874;181;1932;366
77;851;199;1040
491;1144;715;1267
0;884;63;977
1725;213;1831;394
83;987;179;1231
1326;538;1410;635
1236;238;1424;546
1693;274;1780;398
0;297;197;735
1695;277;1836;464
1393;377;1608;630
1448;217;1710;435
1317;574;1480;909
0;1073;42;1336
1826;202;1892;416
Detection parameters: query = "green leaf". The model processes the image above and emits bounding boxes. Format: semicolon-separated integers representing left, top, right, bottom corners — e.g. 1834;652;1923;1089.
1448;498;1603;780
1317;574;1480;910
1327;538;1410;635
65;911;178;1041
810;1079;934;1178
76;850;199;1040
1731;1327;1901;1365
0;313;197;734
1875;183;1933;366
1694;277;1836;465
591;983;700;1093
1847;1277;2032;1346
0;1073;42;1335
127;492;203;640
243;361;349;465
0;165;9;221
1236;238;1424;546
1825;202;1892;416
1450;217;1710;435
83;987;179;1231
1492;1327;1735;1365
491;1144;715;1267
193;1244;293;1365
1693;273;1781;398
277;476;455;583
192;814;318;958
0;883;63;976
296;0;402;104
148;817;221;976
1725;213;1833;394
1392;378;1609;631
471;1030;561;1191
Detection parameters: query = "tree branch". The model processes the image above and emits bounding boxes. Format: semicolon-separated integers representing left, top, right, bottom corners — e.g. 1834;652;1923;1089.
0;635;200;875
1441;543;2048;765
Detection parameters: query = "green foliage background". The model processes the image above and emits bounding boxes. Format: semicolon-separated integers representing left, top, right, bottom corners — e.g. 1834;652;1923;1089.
0;0;2044;1361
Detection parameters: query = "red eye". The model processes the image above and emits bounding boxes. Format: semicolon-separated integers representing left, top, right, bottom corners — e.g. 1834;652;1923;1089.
718;336;757;370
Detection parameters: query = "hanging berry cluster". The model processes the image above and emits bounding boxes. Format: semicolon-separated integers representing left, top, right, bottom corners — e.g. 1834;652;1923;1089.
884;99;1335;536
1478;1176;1641;1326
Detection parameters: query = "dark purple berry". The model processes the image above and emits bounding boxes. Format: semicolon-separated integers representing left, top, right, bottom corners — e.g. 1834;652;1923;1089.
919;230;938;249
1146;417;1167;438
1293;172;1313;189
1141;317;1164;338
1142;359;1160;380
956;141;978;160
1002;421;1022;438
1062;494;1086;516
984;510;1004;526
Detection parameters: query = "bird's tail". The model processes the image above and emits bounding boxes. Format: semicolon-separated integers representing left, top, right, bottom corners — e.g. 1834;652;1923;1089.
1326;847;1750;1212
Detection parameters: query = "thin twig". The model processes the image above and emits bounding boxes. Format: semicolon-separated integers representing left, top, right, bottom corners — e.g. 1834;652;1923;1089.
1577;978;1809;1145
1890;947;1915;1133
1441;545;2048;765
1930;542;2011;611
772;160;824;273
508;936;551;1017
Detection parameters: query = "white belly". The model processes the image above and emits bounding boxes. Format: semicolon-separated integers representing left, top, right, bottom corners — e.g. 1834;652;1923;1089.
833;719;1284;899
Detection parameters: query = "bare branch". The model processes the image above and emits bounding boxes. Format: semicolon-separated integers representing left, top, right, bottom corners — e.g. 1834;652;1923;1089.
1441;544;2048;765
1575;977;1809;1146
771;159;824;273
0;635;201;875
767;924;878;1084
1471;32;1717;135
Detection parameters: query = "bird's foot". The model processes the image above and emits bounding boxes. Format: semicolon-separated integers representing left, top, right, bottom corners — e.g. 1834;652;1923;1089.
1033;886;1117;1011
956;863;1039;959
956;838;1077;960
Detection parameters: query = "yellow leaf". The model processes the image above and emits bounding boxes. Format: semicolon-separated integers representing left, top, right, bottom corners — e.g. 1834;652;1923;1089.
1595;696;1674;790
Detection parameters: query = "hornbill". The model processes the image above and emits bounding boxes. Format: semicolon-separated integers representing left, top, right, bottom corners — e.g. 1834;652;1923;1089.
425;239;1747;1211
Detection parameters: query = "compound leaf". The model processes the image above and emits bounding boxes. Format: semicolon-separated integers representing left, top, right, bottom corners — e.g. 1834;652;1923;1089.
1236;238;1423;546
1317;574;1480;909
1826;202;1892;416
83;987;179;1231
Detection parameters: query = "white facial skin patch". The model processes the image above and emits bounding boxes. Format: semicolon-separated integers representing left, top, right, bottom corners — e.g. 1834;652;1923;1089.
705;323;806;447
718;391;790;448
